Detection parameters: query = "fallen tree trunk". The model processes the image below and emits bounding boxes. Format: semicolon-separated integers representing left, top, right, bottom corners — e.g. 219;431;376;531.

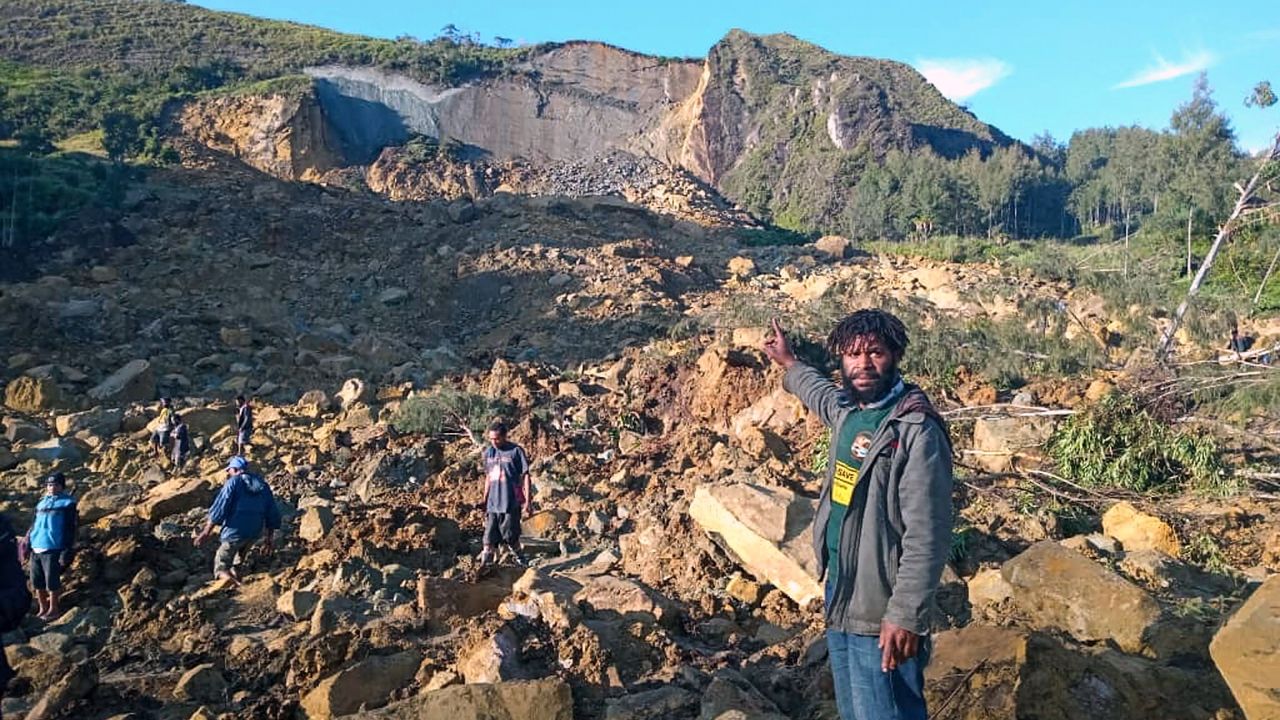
1158;133;1280;361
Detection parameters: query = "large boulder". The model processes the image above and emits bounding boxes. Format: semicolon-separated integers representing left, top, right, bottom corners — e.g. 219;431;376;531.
178;406;236;438
457;625;523;684
419;570;522;623
350;451;432;503
139;477;216;521
502;569;582;630
1002;540;1160;653
1210;575;1280;719
1102;501;1182;557
925;624;1238;719
700;669;787;720
604;686;698;720
173;663;227;703
19;437;89;466
360;678;573;720
298;506;335;542
573;575;677;626
4;375;64;412
88;360;155;404
78;483;141;522
55;407;123;437
688;483;821;607
300;650;421;719
4;416;49;443
277;590;321;621
25;660;97;720
970;415;1057;473
813;234;853;259
336;378;373;410
298;389;334;417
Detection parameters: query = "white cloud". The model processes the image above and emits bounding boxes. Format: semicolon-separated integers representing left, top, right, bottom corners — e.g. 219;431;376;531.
916;58;1012;101
1113;50;1215;89
1245;27;1280;43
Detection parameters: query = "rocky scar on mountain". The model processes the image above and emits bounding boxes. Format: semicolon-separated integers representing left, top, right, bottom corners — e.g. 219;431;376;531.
2;1;1280;719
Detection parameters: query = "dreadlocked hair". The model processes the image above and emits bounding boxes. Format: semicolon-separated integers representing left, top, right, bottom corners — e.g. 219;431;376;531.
827;309;909;357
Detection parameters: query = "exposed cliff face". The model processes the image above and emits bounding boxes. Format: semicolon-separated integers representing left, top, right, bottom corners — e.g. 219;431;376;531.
306;43;703;164
176;33;1015;232
177;92;342;181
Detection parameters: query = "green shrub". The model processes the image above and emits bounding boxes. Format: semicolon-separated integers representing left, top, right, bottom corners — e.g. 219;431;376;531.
810;432;830;473
736;226;816;247
392;390;510;442
1048;394;1228;492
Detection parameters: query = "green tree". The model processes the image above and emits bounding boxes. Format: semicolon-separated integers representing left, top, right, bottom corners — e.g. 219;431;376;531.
1245;80;1276;109
100;111;141;164
1165;74;1240;274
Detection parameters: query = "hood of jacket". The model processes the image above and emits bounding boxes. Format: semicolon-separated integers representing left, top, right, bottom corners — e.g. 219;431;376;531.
240;473;266;495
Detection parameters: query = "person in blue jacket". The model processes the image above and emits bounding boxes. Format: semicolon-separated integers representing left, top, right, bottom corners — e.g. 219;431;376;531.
193;456;280;586
24;473;77;620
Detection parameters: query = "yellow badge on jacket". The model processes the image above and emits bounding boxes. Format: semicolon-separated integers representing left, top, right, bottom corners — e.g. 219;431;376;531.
832;462;858;506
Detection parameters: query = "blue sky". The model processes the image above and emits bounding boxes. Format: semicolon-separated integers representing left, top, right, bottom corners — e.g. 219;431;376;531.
196;0;1279;152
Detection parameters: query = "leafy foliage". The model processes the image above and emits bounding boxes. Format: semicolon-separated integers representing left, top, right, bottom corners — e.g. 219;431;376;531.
0;0;534;144
391;390;511;442
0;148;128;260
1048;394;1228;492
810;433;831;474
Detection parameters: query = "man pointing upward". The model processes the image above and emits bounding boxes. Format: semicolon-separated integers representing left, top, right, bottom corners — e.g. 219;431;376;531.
762;310;952;720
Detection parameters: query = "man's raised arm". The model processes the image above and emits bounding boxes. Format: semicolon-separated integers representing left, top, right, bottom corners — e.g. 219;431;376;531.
762;318;843;428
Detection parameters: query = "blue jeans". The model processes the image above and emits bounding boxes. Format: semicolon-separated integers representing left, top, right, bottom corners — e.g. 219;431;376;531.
826;629;930;720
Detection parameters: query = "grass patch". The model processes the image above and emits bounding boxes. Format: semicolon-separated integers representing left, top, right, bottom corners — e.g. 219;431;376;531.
54;129;105;155
206;74;315;99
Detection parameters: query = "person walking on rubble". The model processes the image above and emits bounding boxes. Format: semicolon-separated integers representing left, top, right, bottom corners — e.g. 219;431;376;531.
234;394;254;456
762;310;953;720
479;421;533;567
24;473;78;620
194;456;280;586
149;397;176;460
169;413;191;470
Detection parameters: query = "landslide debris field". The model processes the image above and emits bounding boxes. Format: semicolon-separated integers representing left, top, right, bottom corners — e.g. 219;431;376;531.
2;141;1279;720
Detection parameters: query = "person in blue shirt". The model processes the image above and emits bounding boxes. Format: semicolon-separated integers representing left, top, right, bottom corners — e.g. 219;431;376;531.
24;473;78;620
193;457;280;586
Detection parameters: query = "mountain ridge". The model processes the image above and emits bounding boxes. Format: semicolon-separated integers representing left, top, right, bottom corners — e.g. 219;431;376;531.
1;0;1020;233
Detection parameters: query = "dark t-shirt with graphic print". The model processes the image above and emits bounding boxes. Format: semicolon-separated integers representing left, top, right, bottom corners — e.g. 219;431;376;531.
826;403;895;590
483;442;530;514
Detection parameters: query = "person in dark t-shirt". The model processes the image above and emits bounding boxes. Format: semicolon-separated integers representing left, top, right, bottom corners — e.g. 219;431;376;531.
235;395;254;456
170;414;191;470
479;421;533;567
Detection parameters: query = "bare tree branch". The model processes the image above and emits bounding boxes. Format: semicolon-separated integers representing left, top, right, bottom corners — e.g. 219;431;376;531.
1158;131;1280;361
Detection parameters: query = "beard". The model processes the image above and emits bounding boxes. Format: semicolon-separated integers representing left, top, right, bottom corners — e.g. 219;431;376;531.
842;368;899;405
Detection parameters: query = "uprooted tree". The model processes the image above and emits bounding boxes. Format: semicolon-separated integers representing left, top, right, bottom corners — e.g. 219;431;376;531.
1158;82;1279;361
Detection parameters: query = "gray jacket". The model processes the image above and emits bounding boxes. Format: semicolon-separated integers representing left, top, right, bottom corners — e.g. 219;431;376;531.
783;364;953;636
